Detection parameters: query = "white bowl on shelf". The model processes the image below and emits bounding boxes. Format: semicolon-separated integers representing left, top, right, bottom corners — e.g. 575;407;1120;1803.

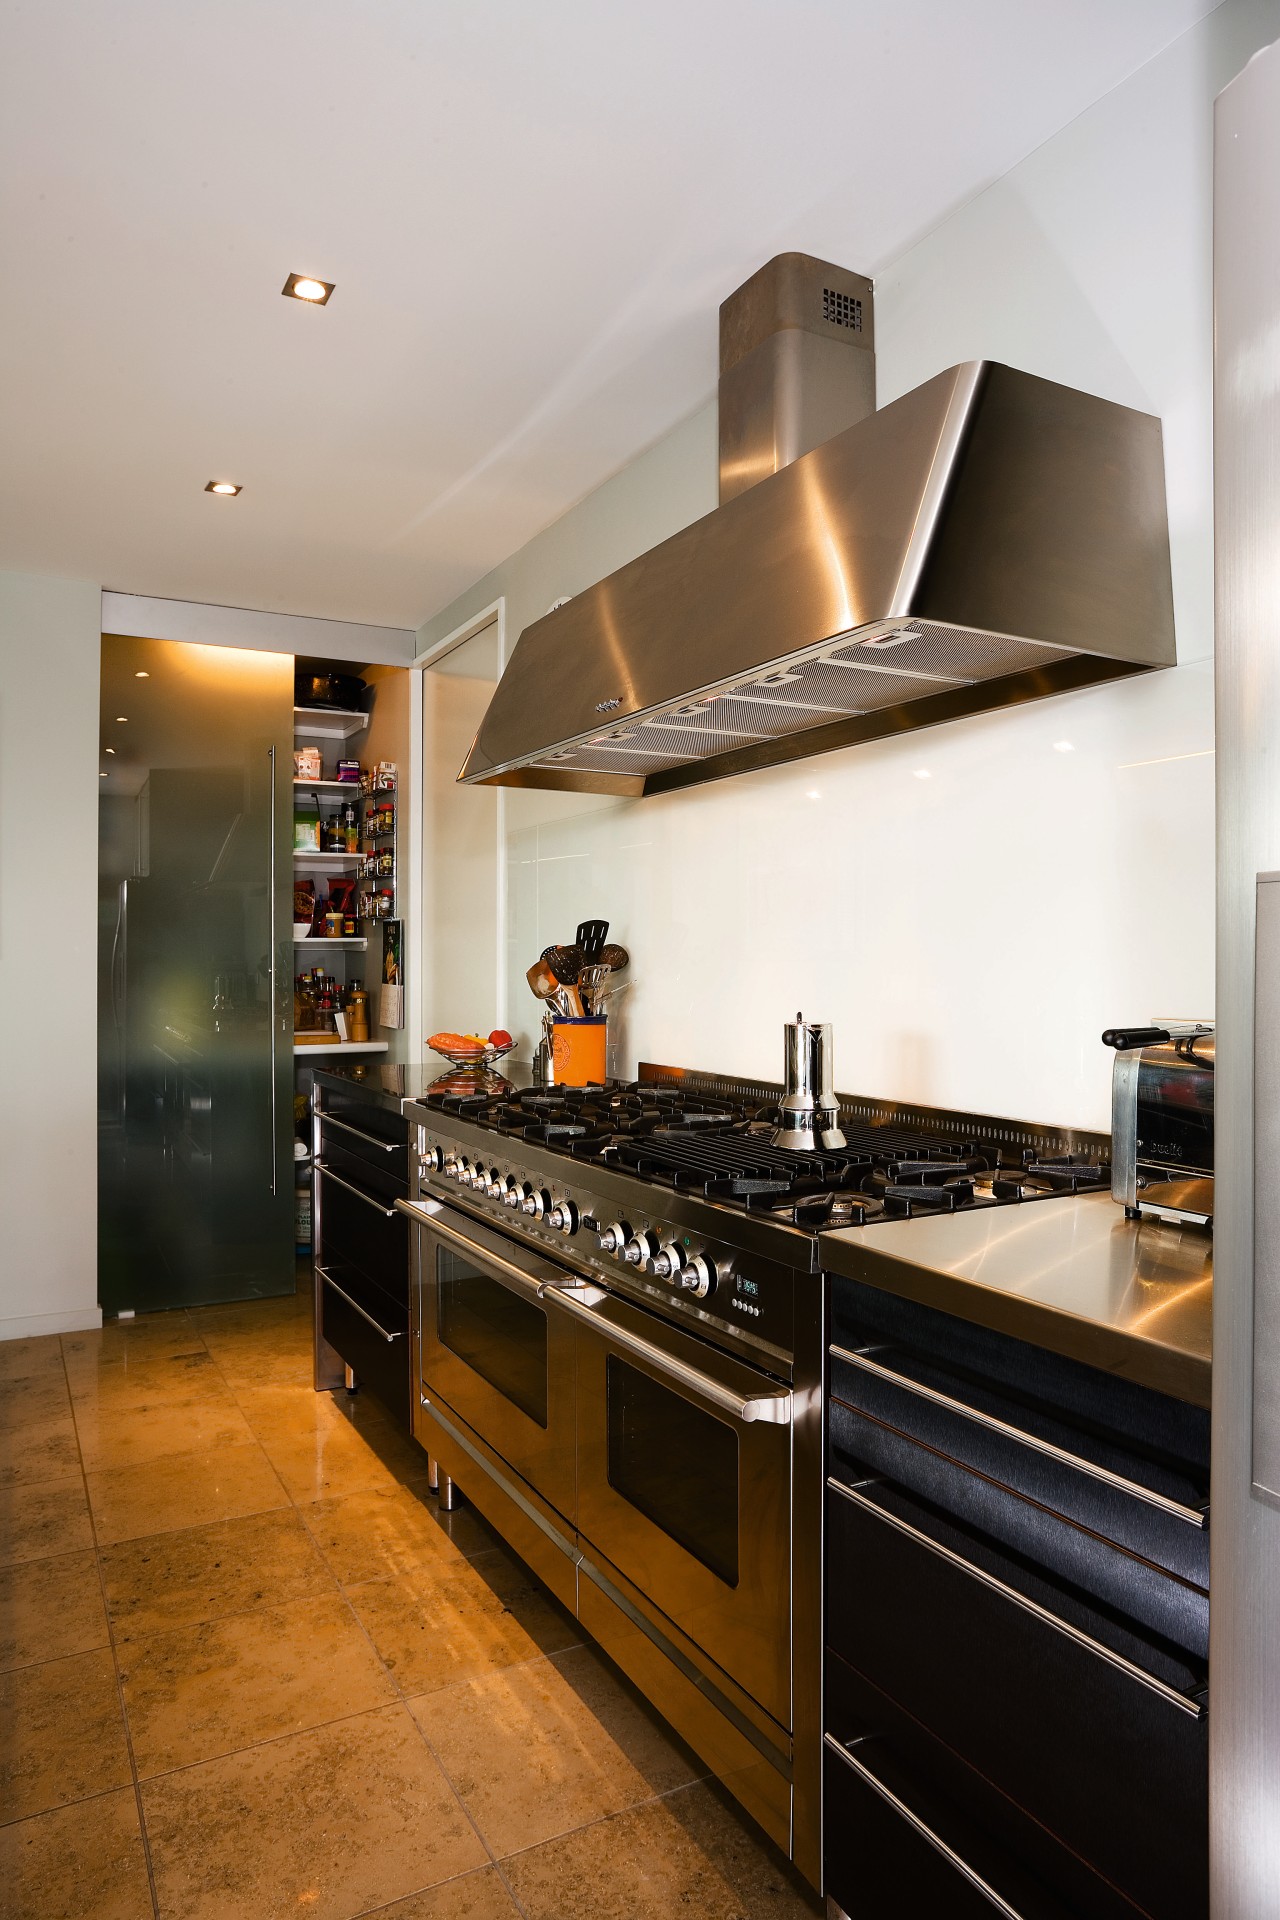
293;922;314;939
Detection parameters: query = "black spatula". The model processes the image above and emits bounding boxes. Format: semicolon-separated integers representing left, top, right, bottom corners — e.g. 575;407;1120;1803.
576;919;609;964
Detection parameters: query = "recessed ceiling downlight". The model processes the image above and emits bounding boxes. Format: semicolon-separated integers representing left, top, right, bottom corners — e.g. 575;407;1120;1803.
205;480;242;496
282;272;334;304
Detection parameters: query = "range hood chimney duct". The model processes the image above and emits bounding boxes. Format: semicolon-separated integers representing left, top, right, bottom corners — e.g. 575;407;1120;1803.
718;253;875;503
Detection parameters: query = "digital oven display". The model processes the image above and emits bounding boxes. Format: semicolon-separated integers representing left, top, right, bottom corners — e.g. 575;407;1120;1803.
736;1277;761;1299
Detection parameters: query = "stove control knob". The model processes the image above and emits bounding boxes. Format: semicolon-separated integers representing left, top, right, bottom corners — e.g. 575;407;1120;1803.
485;1173;507;1199
469;1165;490;1190
522;1188;552;1219
623;1231;659;1266
679;1255;717;1299
549;1200;580;1235
421;1145;443;1172
648;1242;685;1280
443;1154;461;1177
502;1179;523;1209
596;1221;631;1255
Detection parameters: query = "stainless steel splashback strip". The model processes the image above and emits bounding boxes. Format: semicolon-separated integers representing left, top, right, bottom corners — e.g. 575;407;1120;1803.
637;1063;1111;1163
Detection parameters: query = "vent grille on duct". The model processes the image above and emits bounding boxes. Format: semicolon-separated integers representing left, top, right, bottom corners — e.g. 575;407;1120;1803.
532;623;1070;777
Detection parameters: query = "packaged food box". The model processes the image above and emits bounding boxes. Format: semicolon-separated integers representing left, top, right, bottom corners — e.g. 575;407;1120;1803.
337;760;362;783
294;747;322;780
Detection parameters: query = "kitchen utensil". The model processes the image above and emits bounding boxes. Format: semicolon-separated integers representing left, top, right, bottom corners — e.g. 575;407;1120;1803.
527;958;560;1000
576;919;609;964
772;1012;846;1152
541;944;583;984
600;943;629;972
577;963;610;1013
548;983;585;1019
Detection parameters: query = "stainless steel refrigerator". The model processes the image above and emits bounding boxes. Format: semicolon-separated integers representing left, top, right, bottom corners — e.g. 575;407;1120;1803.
97;634;295;1312
1212;35;1280;1915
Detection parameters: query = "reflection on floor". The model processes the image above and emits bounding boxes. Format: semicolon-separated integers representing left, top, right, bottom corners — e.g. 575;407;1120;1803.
0;1287;820;1919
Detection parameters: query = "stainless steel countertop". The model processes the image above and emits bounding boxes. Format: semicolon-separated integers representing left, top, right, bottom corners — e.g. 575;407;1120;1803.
819;1193;1212;1407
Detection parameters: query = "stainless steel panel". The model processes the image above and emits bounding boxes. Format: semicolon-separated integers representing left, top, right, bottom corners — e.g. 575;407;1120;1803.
97;632;294;1312
1253;874;1280;1498
1214;41;1280;1917
566;1286;792;1728
718;254;875;505
460;362;1175;792
821;1192;1212;1407
409;1200;578;1521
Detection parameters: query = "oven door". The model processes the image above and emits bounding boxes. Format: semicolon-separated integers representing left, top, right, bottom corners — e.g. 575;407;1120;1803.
544;1281;793;1728
398;1197;578;1524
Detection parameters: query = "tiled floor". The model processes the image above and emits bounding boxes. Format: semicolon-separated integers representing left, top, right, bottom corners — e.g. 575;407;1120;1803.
0;1285;820;1920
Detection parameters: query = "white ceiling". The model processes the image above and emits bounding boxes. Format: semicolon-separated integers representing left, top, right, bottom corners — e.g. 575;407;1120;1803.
1;0;1219;631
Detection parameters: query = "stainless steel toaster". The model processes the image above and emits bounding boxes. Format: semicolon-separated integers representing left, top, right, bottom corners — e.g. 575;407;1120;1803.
1102;1021;1214;1226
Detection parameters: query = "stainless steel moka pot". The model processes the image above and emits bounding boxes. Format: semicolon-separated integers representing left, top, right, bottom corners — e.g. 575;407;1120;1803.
773;1013;846;1152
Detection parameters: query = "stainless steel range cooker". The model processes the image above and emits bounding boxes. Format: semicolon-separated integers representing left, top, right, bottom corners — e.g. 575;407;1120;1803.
396;1067;1109;1891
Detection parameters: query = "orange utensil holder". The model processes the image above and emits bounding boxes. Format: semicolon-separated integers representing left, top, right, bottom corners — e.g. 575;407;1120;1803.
551;1017;607;1086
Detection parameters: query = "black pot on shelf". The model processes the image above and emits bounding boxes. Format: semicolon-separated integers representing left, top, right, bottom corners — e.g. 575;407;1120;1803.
294;669;367;712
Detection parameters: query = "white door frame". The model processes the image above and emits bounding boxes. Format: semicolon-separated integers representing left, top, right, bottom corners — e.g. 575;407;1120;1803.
409;598;507;1063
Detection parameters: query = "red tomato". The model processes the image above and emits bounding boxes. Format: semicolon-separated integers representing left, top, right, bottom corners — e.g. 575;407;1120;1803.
488;1028;514;1048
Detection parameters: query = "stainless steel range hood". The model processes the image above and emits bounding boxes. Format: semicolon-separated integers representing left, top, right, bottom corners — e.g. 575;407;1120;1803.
459;256;1176;796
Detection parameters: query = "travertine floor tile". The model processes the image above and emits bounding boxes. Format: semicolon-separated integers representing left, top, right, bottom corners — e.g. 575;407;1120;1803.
87;1438;288;1545
120;1588;397;1776
302;1482;460;1587
411;1645;700;1856
0;1334;65;1383
375;1865;524;1920
0;1647;132;1822
0;1410;83;1489
0;1549;109;1670
348;1549;579;1699
504;1784;821;1919
0;1474;94;1567
255;1412;420;1504
65;1347;226;1411
62;1317;207;1372
101;1506;336;1637
0;1372;71;1430
0;1787;154;1920
142;1704;486;1920
74;1391;257;1471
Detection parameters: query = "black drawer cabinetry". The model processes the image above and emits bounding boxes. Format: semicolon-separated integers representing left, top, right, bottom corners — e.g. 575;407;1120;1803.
312;1087;410;1425
825;1274;1209;1920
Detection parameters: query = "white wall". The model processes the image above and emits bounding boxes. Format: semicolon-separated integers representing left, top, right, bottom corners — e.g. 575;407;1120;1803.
0;571;104;1337
421;0;1279;1131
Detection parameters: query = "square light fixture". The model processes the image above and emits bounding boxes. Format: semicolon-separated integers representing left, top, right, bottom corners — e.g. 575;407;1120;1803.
282;272;334;305
205;480;242;495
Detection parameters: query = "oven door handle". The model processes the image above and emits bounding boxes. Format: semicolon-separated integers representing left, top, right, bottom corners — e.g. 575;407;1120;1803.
395;1197;555;1305
542;1283;792;1426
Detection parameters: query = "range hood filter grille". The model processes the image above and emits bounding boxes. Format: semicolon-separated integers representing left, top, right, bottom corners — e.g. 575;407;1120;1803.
533;623;1076;779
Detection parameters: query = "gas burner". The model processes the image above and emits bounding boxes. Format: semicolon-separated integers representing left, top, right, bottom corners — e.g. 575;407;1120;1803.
993;1155;1111;1199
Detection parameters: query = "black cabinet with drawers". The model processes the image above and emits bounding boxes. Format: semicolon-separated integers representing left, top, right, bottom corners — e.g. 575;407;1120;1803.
824;1273;1210;1920
312;1083;411;1424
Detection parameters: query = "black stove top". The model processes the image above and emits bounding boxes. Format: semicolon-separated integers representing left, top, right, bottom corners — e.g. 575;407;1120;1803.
417;1077;1110;1228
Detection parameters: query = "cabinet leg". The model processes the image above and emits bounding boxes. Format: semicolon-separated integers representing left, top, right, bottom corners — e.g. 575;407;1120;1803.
438;1472;458;1511
426;1455;439;1492
344;1365;357;1393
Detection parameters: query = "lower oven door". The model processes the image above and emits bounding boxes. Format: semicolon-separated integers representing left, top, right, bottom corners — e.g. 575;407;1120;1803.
398;1197;578;1524
544;1282;793;1728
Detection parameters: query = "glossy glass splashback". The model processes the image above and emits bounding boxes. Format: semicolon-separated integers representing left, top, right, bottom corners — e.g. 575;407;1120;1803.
97;635;294;1312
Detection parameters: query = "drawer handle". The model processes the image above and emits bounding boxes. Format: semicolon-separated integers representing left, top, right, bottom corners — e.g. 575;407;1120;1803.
828;1476;1206;1719
321;1114;403;1154
823;1734;1026;1919
315;1161;399;1217
830;1342;1207;1530
318;1266;403;1343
